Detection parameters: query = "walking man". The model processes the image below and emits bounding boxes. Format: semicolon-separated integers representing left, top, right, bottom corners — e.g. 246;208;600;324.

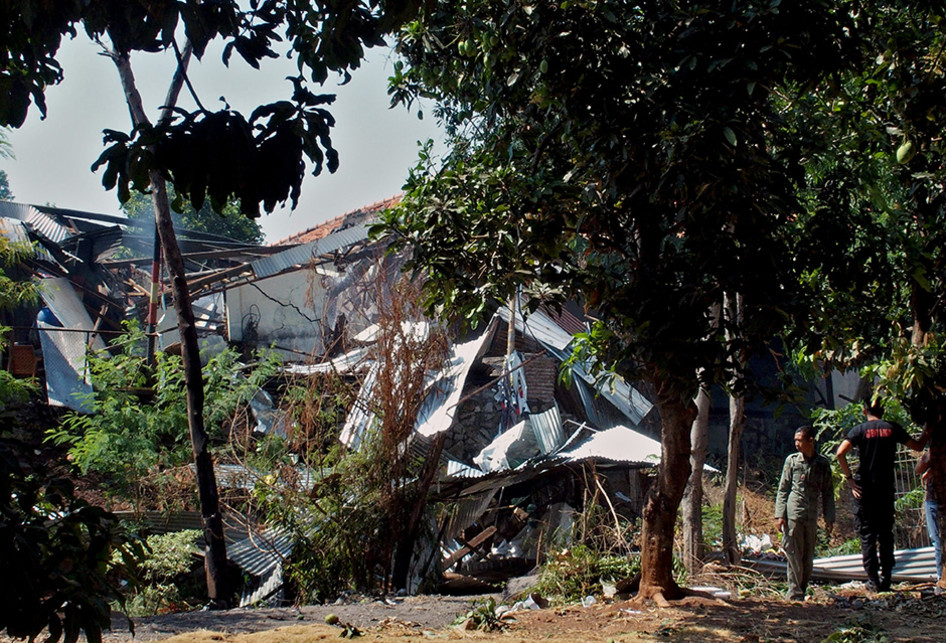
837;400;928;591
776;425;835;601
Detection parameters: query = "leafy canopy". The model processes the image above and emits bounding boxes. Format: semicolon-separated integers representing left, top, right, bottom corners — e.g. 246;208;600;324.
1;0;422;217
384;0;855;397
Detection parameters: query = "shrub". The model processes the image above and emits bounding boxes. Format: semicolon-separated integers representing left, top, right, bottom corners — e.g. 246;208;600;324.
46;324;281;507
0;440;138;643
121;530;203;616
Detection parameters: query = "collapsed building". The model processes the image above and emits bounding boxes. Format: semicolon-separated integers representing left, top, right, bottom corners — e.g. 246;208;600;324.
0;197;675;599
3;198;935;603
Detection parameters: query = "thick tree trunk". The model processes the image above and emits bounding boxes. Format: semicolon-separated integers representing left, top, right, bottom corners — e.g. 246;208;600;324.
111;46;229;606
638;376;696;602
682;382;710;576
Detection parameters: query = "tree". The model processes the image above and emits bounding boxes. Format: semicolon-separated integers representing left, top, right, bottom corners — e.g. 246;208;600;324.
785;2;946;587
383;0;856;601
1;0;421;607
122;188;264;245
0;128;13;201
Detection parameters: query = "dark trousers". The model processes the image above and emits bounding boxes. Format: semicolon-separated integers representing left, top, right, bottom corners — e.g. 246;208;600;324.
853;491;895;585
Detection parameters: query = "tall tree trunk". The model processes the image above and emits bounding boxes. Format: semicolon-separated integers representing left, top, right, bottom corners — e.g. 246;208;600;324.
111;46;229;606
682;381;710;576
721;292;746;566
638;374;696;603
722;390;745;564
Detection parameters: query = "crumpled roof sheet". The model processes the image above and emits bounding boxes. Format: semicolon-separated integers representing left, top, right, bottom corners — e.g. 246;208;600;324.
252;223;371;279
557;425;661;465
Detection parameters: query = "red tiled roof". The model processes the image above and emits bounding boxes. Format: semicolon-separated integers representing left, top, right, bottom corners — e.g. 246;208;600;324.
271;194;402;247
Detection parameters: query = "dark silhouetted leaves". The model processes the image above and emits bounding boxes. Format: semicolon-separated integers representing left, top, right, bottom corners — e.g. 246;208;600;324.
92;85;338;217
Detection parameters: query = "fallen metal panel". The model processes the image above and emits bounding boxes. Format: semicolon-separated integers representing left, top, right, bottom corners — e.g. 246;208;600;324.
228;528;292;578
339;361;379;450
502;305;654;424
747;547;938;582
0;201;36;221
445;460;488;479
40;277;106;351
27;207;72;244
283;347;371;375
569;361;653;425
442;490;498;542
415;320;498;437
38;322;93;412
498;305;573;352
531;405;565;454
252;223;370;278
812;547;938;582
557;425;661;466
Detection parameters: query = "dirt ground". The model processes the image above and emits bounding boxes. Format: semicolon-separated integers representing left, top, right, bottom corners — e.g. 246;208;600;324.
91;583;946;643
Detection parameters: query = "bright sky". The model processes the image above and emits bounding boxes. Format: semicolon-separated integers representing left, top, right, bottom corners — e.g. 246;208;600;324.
3;34;442;243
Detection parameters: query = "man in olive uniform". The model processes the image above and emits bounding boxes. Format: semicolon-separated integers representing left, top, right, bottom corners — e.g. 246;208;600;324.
776;425;835;601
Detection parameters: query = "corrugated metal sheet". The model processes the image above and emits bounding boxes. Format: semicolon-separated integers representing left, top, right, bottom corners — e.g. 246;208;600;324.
228;528;292;578
283;347;371;375
0;217;56;263
40;277;107;350
445;460;488;479
747;547;938;583
27;207;72;244
0;217;32;244
0;201;38;221
252;223;370;278
241;565;284;607
531;405;565;454
558;425;660;466
339;361;379;449
38;322;94;412
415;320;497;437
499;305;574;352
499;306;654;424
441;490;497;542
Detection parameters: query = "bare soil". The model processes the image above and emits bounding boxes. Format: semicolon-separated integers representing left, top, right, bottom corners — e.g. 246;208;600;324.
90;584;946;643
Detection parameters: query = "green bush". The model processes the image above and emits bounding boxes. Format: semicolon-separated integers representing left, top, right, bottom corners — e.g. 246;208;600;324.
46;324;281;506
0;441;138;643
120;529;203;616
530;545;639;604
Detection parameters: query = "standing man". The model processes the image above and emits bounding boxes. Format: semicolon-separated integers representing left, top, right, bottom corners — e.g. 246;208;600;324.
837;400;928;591
776;425;835;601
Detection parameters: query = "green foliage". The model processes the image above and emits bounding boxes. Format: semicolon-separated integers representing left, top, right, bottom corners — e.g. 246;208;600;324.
821;537;863;559
530;545;639;605
46;324;281;505
121;188;264;245
0;170;12;201
453;597;505;632
821;618;888;643
1;1;425;215
702;502;724;552
0;441;138;643
120;530;203;617
0;238;39;408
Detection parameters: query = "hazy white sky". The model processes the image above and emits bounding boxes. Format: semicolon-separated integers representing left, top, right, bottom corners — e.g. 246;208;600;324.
3;34;442;243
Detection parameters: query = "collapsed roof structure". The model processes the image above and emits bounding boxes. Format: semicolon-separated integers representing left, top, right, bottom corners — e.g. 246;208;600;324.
0;197;698;599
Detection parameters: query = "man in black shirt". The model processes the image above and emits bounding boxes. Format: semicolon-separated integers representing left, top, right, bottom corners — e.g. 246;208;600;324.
837;400;928;591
